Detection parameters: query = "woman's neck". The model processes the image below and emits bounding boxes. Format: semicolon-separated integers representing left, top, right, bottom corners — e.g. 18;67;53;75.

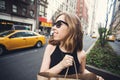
59;44;71;53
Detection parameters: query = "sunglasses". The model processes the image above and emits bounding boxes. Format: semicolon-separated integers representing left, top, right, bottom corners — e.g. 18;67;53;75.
53;20;68;28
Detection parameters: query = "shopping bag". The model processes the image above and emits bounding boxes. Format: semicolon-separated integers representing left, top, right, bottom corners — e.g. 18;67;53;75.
37;59;97;80
37;72;97;80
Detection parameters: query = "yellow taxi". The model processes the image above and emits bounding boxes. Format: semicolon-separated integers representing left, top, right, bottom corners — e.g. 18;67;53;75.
0;30;46;55
91;34;97;38
106;35;115;42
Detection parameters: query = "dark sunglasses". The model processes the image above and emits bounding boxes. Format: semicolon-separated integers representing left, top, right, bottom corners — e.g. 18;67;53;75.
53;20;68;28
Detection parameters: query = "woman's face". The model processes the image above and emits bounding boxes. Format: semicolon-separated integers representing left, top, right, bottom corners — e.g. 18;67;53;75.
52;15;69;41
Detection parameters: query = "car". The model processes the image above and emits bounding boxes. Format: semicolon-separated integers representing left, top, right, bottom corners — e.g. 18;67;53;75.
106;35;115;42
12;25;30;30
116;34;120;41
0;30;46;55
91;34;97;38
0;25;30;33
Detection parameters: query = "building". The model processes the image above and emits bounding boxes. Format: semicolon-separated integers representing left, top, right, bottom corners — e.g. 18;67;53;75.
0;0;38;32
110;0;120;35
47;0;77;22
76;0;88;35
37;0;50;35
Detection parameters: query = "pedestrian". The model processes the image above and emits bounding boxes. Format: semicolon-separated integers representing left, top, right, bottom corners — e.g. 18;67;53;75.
40;12;103;80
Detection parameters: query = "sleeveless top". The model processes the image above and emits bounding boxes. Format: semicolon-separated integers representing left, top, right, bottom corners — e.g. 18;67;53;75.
50;45;81;75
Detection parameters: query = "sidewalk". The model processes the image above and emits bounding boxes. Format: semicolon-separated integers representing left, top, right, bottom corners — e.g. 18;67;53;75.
108;41;120;56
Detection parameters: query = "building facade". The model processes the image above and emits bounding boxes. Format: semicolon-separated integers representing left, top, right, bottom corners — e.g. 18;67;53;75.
110;0;120;35
0;0;38;32
76;0;88;35
47;0;77;22
37;0;52;35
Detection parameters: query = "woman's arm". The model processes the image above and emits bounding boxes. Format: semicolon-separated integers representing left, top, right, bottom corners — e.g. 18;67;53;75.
40;44;52;72
77;50;86;73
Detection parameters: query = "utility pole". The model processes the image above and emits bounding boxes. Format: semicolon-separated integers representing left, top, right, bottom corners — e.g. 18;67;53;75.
36;0;40;33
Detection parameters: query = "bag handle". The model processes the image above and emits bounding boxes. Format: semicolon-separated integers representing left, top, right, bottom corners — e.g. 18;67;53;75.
64;59;78;80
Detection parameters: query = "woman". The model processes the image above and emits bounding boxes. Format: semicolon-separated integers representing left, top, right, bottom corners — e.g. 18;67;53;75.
40;12;103;80
40;13;86;75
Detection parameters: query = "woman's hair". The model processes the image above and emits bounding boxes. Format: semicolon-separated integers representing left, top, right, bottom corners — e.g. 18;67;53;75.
49;12;83;52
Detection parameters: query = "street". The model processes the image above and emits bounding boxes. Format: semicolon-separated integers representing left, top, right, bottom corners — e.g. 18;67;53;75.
0;47;46;80
109;41;120;55
0;35;97;80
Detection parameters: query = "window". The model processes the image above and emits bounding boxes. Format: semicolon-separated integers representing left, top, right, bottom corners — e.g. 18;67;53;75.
25;32;36;36
10;32;26;38
30;0;34;5
12;5;17;13
39;5;45;16
22;8;27;15
30;10;34;17
31;0;34;2
0;0;5;10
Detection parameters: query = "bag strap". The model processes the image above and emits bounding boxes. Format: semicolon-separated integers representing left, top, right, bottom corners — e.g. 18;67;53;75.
64;59;78;80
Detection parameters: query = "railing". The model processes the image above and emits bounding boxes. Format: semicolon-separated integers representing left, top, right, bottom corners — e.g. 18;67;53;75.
86;65;120;80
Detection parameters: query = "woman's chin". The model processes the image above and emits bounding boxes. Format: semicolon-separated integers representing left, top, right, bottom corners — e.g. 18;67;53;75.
53;38;60;41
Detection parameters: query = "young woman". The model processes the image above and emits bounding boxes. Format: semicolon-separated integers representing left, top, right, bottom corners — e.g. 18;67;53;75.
40;12;103;80
40;13;86;75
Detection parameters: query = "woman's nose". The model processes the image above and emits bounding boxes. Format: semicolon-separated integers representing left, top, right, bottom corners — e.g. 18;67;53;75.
51;26;56;31
50;27;55;36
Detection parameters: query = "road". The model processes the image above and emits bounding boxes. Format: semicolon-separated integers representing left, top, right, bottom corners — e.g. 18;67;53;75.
109;41;120;55
0;35;97;80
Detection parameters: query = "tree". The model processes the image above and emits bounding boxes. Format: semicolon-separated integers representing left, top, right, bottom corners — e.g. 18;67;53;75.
98;24;107;47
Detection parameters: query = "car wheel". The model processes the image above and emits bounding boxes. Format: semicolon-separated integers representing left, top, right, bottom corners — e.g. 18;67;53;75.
0;46;5;55
35;41;42;48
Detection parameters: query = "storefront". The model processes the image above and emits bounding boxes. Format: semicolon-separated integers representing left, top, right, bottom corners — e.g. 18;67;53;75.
39;17;52;36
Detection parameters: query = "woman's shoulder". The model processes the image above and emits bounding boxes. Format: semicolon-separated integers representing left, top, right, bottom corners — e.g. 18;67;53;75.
45;44;57;55
77;50;86;59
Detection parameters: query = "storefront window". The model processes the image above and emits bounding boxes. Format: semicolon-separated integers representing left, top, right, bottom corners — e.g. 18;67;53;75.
0;0;5;10
12;5;17;13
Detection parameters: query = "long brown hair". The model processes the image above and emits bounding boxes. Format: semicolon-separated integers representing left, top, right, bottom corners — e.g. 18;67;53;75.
49;12;83;53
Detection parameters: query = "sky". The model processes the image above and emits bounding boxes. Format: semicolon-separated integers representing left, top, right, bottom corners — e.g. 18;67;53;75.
96;0;114;28
96;0;108;25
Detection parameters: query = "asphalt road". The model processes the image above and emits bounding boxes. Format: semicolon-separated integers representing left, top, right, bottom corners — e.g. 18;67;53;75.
0;35;96;80
109;41;120;56
0;46;46;80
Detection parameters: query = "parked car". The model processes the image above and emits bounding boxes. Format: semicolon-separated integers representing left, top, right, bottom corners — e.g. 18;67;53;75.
106;35;115;42
0;25;30;33
12;25;30;30
116;34;120;41
0;30;46;55
91;34;97;38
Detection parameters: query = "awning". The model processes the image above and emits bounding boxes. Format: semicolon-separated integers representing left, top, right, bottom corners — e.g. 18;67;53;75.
39;17;52;27
39;17;47;22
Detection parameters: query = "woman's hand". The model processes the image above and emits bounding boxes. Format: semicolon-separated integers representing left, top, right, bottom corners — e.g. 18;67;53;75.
59;55;73;69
